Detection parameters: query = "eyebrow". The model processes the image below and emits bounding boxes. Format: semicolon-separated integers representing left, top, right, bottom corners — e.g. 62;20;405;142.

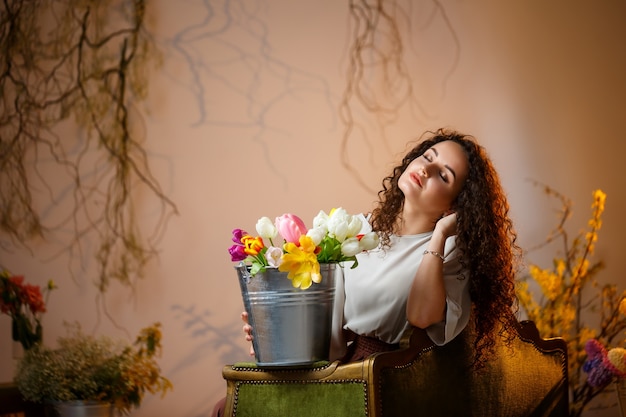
430;147;457;180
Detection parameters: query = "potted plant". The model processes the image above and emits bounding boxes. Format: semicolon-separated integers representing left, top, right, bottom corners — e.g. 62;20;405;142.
13;322;172;416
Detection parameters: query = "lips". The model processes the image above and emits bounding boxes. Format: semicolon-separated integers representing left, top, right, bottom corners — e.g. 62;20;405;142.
410;172;422;187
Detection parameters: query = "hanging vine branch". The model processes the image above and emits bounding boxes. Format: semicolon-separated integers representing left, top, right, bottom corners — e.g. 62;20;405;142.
0;0;177;292
340;0;460;192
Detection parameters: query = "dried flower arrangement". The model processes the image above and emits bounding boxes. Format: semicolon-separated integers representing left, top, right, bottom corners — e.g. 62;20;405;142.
516;185;626;416
14;322;172;415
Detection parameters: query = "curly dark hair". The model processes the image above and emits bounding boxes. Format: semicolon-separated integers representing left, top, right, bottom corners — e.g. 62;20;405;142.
370;128;520;368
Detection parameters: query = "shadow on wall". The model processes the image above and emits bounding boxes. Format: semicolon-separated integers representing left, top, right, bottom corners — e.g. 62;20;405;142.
171;303;243;367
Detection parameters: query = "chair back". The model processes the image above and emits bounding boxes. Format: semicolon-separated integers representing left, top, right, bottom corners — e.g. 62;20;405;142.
371;320;569;417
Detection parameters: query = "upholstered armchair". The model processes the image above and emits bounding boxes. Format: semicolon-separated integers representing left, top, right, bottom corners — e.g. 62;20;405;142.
220;320;568;417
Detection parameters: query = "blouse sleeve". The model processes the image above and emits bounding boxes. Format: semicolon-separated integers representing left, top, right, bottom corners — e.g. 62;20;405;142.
425;247;471;346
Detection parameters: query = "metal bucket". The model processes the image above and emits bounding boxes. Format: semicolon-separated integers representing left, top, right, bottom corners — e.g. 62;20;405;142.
235;263;337;367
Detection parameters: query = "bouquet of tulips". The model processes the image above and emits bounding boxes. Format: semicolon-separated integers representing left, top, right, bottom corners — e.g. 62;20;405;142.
228;208;379;289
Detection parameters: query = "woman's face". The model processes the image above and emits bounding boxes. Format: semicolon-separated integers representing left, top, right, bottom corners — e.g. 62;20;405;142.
398;140;470;218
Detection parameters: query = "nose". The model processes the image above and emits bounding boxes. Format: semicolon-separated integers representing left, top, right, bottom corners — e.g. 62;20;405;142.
420;165;429;178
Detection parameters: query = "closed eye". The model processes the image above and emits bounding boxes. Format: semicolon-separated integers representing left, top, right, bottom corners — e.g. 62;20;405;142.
427;146;456;183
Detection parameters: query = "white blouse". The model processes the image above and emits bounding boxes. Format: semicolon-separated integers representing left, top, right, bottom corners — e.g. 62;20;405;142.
330;228;471;358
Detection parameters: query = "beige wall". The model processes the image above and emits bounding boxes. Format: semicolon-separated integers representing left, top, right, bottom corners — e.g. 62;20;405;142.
2;1;625;416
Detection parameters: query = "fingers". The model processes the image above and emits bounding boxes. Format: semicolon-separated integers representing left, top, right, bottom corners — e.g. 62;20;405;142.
244;325;253;341
436;212;458;237
241;311;255;356
242;311;254;341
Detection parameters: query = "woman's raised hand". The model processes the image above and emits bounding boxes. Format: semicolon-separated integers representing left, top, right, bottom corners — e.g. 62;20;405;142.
242;311;255;357
435;211;458;238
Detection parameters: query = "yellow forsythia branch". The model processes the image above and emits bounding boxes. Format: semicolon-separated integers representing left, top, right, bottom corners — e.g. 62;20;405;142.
516;187;626;417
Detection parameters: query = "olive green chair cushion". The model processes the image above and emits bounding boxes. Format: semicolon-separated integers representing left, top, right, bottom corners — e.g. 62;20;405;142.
234;381;367;417
222;360;370;417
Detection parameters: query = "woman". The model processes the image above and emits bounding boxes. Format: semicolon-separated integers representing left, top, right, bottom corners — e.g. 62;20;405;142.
334;128;519;365
213;128;519;416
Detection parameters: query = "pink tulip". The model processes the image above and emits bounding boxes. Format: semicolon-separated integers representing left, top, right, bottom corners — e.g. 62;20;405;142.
275;213;308;244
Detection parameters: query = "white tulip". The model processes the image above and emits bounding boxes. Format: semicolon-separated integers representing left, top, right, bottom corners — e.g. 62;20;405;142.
346;215;363;237
327;208;351;242
312;210;330;231
265;246;283;267
341;237;361;257
307;227;327;246
256;216;278;239
358;232;380;251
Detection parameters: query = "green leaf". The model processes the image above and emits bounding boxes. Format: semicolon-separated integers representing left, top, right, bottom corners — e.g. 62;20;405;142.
249;263;263;276
348;257;358;269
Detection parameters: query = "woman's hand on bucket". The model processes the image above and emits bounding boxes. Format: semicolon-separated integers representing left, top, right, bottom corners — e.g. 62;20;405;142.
242;311;255;357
